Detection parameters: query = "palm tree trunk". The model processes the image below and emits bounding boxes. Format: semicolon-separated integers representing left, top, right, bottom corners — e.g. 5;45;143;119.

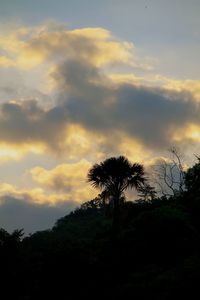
112;194;120;239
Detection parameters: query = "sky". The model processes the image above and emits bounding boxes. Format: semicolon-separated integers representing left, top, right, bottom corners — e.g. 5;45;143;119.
0;0;199;233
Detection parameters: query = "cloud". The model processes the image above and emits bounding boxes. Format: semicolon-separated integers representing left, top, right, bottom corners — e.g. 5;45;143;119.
112;85;200;148
0;158;96;211
0;170;95;205
0;159;97;233
0;181;66;205
0;25;135;69
52;58;200;150
0;99;67;152
162;78;200;102
0;195;76;234
108;74;200;103
0;56;15;67
0;21;200;234
0;63;200;163
0;99;118;161
0;22;200;163
30;159;92;192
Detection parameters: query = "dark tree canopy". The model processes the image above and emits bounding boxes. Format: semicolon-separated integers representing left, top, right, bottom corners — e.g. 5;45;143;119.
185;157;200;194
87;156;146;236
87;155;146;196
2;154;200;299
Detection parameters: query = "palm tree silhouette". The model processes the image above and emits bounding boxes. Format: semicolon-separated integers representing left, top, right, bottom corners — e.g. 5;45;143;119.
87;156;146;236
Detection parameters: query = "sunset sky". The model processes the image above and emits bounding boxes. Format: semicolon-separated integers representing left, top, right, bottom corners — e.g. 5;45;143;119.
0;0;200;233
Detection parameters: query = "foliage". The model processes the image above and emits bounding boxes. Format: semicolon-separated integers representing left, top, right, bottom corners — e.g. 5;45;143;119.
87;156;145;192
87;156;146;235
1;155;200;298
137;183;157;201
185;157;200;194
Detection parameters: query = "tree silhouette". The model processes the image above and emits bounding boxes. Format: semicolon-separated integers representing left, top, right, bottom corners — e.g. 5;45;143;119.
87;156;146;236
137;183;157;201
153;147;185;197
185;156;200;194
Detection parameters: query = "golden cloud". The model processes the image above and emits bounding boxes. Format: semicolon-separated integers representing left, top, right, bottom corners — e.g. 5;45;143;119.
0;183;67;205
30;159;91;190
163;79;200;102
0;56;15;67
0;22;199;165
173;123;200;143
109;73;200;103
0;159;95;205
0;142;46;163
0;25;134;70
0;182;16;195
29;159;96;203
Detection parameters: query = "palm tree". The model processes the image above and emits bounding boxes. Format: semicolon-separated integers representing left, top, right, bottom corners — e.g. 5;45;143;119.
87;156;146;236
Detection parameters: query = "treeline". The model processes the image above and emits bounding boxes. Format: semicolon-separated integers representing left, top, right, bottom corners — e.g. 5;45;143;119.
1;155;200;299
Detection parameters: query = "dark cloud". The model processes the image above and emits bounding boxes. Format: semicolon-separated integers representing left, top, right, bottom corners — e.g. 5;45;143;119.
0;58;199;155
0;99;68;151
113;85;199;148
54;59;200;149
0;195;77;234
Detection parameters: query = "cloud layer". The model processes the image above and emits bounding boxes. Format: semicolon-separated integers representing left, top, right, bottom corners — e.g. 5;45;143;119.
0;24;199;159
0;195;76;234
0;23;199;232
